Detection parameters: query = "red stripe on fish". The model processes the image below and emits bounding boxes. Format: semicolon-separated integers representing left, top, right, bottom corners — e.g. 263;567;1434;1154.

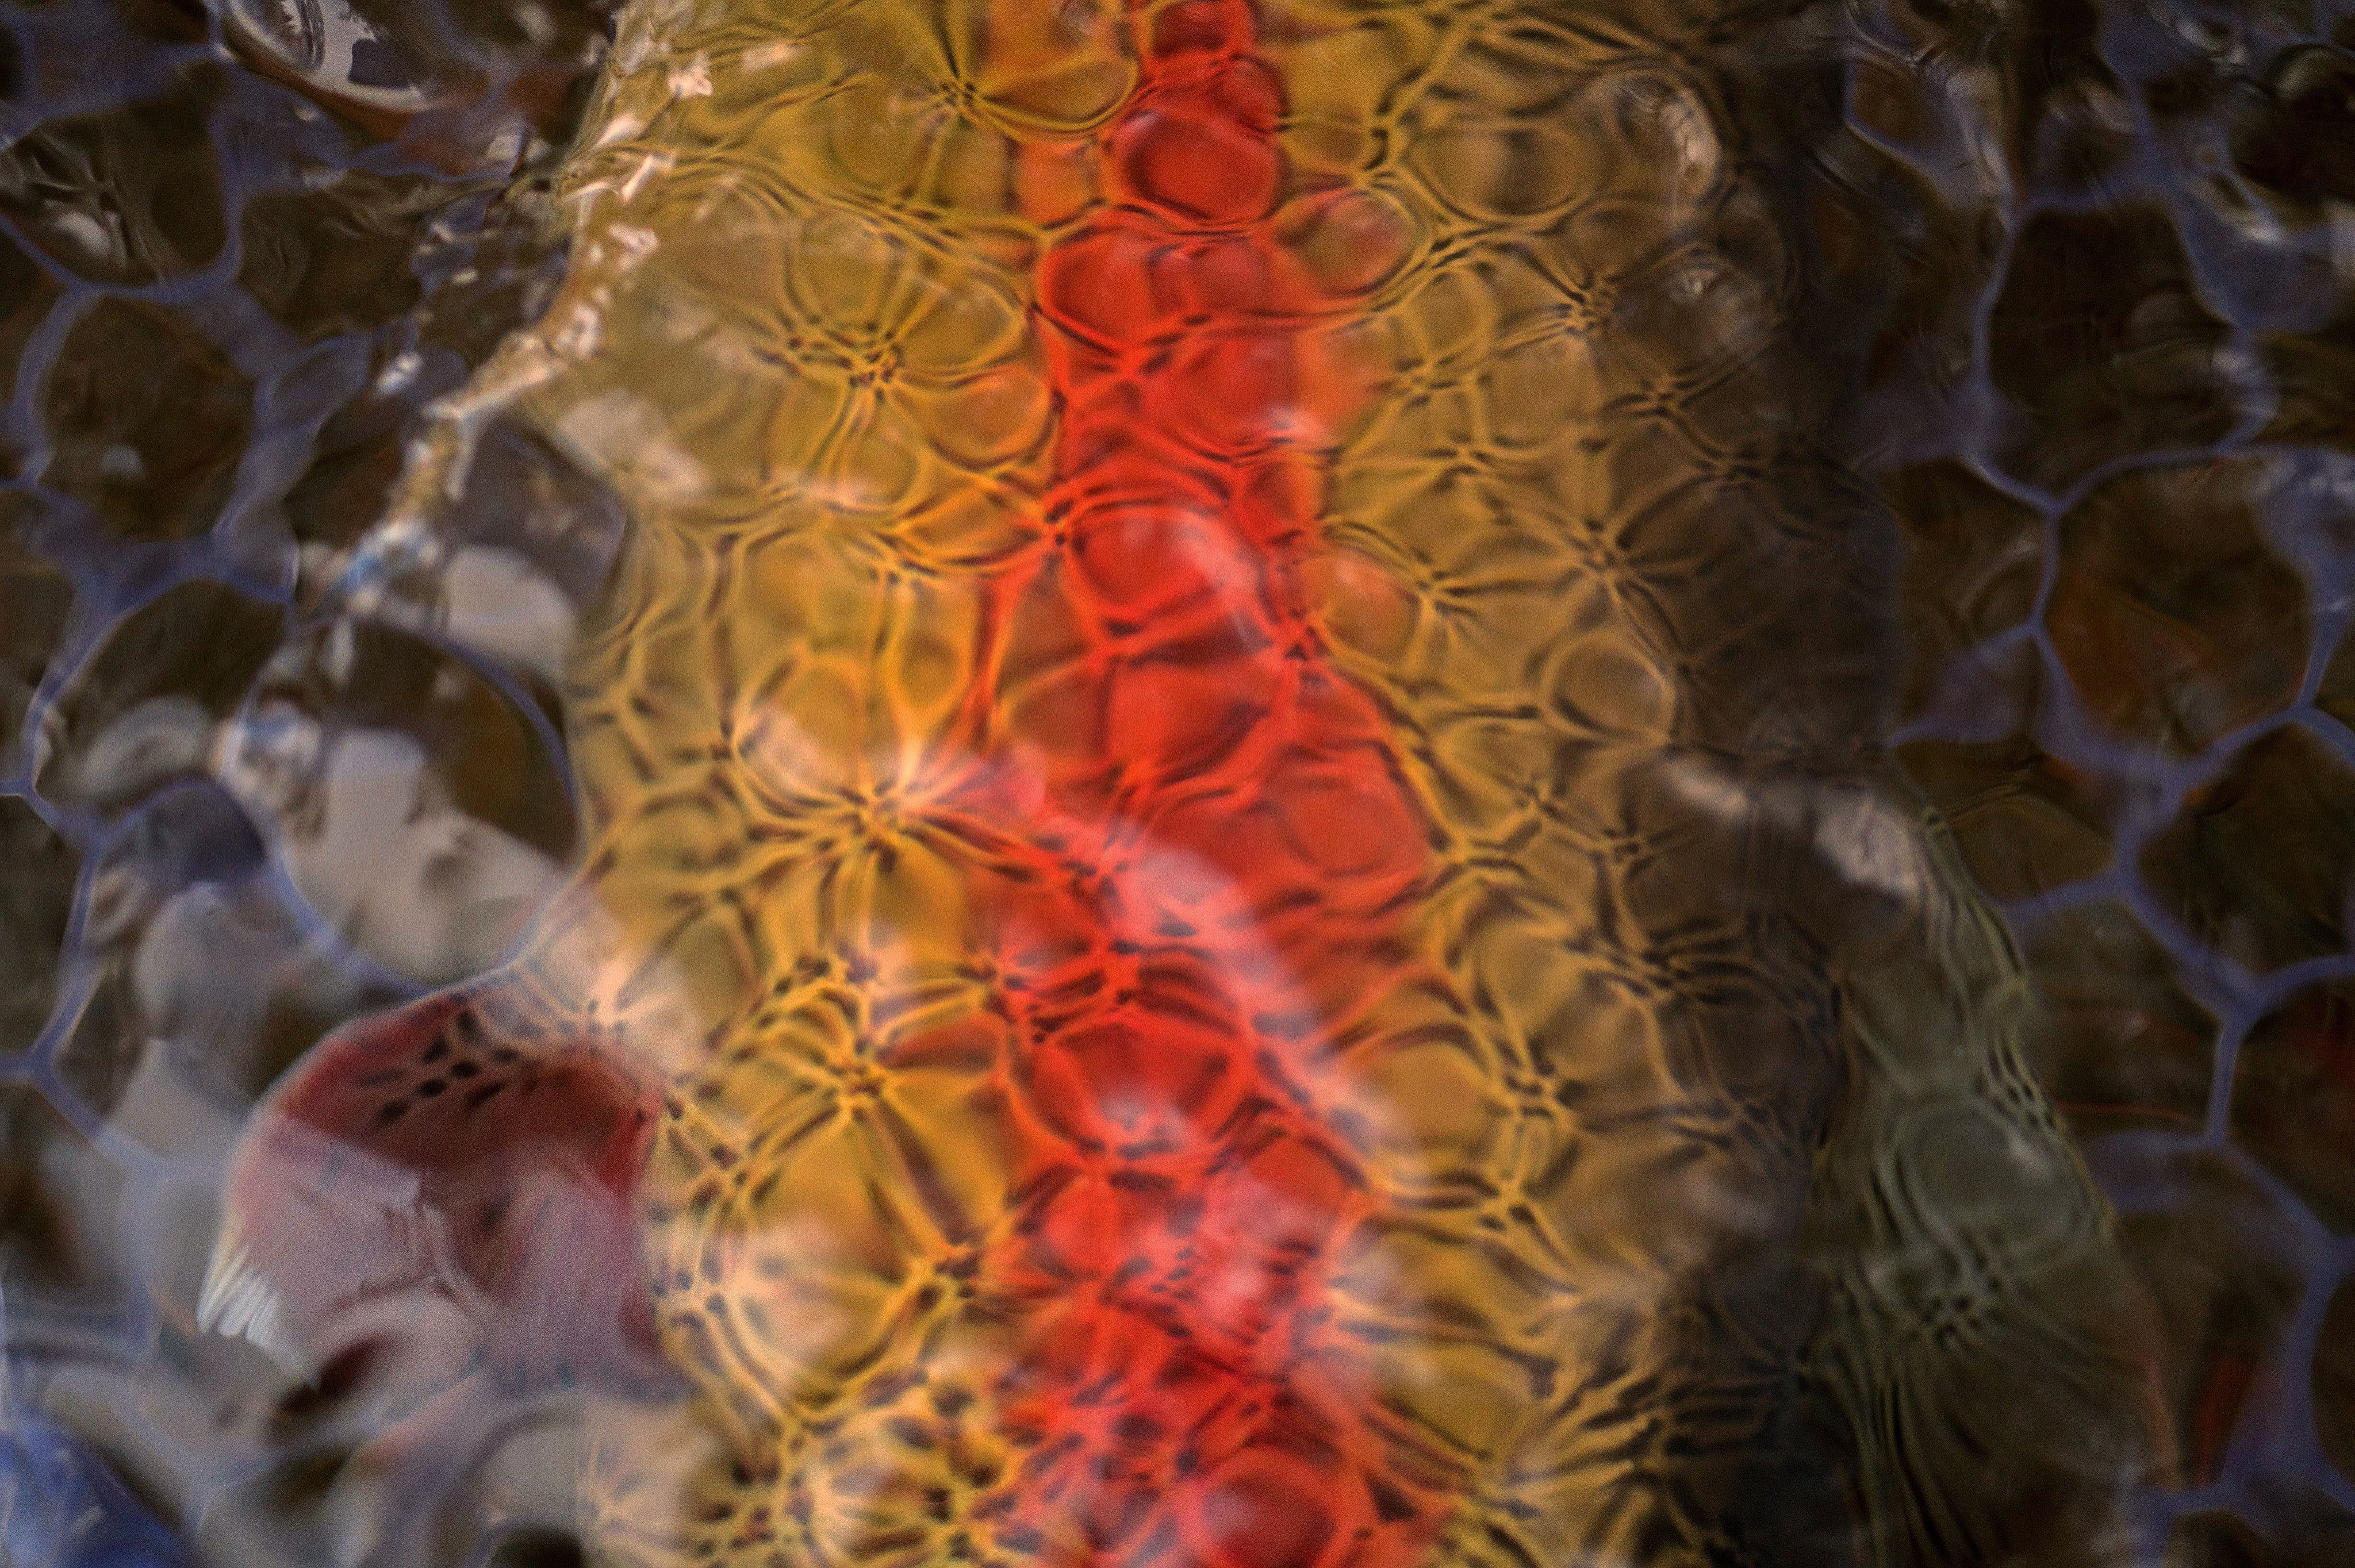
932;3;1447;1563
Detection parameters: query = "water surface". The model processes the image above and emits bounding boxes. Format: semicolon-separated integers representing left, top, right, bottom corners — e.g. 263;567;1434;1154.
2;1;2353;1565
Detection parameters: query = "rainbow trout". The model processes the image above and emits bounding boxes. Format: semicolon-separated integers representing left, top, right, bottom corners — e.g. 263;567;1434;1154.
202;0;2165;1563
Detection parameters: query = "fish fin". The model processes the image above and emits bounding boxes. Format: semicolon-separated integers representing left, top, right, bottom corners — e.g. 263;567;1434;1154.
205;977;669;1396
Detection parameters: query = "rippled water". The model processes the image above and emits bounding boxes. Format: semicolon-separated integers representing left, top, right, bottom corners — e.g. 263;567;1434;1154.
5;0;2355;1564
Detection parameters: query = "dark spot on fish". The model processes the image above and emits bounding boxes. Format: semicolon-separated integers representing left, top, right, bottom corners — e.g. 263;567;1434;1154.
464;1083;503;1111
451;1060;480;1079
417;1078;447;1097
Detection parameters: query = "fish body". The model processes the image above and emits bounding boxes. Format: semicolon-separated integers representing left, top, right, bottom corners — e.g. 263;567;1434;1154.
210;1;2164;1564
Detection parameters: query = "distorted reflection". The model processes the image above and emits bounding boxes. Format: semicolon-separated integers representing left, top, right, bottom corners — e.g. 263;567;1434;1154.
3;0;2355;1566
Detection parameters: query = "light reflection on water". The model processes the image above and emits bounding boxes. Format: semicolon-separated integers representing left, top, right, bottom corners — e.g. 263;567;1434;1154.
0;1;2352;1565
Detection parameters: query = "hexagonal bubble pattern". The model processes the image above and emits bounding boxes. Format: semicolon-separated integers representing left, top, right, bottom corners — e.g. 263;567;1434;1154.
1863;0;2355;1555
0;0;620;1561
11;0;2355;1564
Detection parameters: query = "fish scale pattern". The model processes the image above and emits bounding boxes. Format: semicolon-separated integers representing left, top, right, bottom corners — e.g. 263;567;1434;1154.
1;1;2354;1567
386;1;2146;1564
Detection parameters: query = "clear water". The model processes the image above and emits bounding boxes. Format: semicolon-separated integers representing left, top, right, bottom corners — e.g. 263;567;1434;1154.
2;1;2353;1565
